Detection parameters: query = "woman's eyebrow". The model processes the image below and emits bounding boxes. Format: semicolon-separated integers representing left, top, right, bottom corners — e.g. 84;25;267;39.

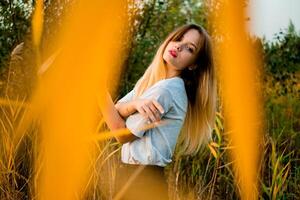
181;36;198;50
188;42;197;50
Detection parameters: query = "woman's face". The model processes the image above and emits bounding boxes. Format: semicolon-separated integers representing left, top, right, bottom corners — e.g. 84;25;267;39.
163;29;202;72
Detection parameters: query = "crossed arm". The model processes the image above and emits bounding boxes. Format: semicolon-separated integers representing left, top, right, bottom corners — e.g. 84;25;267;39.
99;91;164;144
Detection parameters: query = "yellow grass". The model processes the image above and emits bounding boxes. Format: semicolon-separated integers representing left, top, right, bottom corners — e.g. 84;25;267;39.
213;1;264;199
31;0;43;48
29;1;130;199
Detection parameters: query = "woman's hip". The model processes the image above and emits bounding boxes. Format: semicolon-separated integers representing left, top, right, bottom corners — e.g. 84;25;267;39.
114;163;169;200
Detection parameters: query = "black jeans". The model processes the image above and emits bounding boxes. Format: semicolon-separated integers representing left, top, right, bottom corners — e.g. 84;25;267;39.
114;163;169;200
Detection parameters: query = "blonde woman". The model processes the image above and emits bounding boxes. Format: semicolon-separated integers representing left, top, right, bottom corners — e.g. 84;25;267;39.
101;24;216;199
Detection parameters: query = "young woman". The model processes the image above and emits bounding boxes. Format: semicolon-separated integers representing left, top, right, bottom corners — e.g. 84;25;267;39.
100;23;216;200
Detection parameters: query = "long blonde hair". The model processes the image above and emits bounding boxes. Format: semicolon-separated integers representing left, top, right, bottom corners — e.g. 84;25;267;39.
133;24;217;155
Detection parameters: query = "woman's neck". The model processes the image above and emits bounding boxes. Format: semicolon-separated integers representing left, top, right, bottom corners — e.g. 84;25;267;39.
165;70;180;79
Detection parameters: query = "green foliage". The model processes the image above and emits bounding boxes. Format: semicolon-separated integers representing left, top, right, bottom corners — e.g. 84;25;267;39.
260;22;300;200
0;1;32;68
262;21;300;150
263;21;300;84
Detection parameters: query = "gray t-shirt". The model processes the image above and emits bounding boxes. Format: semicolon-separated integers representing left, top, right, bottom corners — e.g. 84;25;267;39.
117;76;188;167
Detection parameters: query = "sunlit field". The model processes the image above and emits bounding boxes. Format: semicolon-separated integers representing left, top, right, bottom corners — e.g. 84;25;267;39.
0;0;299;200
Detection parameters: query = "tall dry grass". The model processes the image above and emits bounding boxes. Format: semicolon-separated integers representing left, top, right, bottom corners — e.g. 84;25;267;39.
0;97;122;200
0;81;299;200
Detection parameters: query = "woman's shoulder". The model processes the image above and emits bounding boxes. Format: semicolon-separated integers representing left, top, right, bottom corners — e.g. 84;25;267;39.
155;77;185;91
140;77;187;102
158;77;186;97
153;77;187;103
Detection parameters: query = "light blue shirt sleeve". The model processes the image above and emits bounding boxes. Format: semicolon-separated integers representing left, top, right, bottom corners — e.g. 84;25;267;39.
125;87;172;138
117;89;135;103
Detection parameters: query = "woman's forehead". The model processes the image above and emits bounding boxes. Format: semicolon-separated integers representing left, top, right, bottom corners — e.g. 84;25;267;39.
182;29;202;48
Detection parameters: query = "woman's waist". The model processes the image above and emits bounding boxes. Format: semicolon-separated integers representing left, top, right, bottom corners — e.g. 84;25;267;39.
121;142;173;166
119;162;165;172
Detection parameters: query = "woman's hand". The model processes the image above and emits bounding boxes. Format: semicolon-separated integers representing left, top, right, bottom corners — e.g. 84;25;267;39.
133;99;164;122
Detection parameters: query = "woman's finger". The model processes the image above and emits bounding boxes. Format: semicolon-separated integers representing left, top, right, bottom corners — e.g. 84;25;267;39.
148;103;161;121
137;106;147;118
142;105;156;122
152;99;164;114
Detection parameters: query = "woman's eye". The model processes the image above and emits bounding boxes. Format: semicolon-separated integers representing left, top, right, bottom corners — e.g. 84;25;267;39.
185;46;194;53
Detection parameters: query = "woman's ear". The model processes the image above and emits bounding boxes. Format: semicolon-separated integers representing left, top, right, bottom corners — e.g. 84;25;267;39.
188;64;197;71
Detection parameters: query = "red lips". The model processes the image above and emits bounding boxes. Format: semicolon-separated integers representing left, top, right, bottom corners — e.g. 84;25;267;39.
169;50;177;58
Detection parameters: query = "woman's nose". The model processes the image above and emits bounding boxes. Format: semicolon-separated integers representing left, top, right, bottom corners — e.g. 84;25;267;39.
175;44;181;51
